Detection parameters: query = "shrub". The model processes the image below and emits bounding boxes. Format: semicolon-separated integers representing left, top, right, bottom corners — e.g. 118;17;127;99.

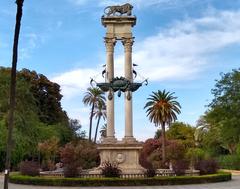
172;160;189;176
186;148;205;168
148;150;164;169
60;140;99;177
38;137;59;171
195;159;218;175
63;164;79;178
236;143;240;156
140;139;187;169
60;143;79;177
41;160;56;171
140;138;161;169
20;161;39;176
9;172;232;186
166;140;186;161
101;161;122;178
145;168;156;177
217;155;240;170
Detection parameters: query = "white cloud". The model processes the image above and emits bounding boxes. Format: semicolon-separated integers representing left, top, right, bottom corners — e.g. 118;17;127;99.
52;9;240;99
52;68;100;99
131;9;240;82
68;0;89;6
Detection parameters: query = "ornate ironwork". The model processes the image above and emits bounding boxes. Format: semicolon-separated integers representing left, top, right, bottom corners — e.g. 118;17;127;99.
94;77;147;100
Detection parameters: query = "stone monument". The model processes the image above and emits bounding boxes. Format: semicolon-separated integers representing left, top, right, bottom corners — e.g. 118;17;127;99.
93;3;147;174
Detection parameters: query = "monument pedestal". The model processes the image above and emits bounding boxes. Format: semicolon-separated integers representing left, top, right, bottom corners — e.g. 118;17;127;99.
97;141;145;174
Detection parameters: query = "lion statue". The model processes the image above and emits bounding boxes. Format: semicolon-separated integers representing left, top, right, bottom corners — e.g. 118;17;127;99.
104;3;133;16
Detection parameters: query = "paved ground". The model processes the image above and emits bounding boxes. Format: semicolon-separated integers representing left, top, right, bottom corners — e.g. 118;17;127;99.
0;175;239;189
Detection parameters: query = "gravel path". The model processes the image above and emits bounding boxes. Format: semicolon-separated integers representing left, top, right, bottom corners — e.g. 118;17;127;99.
0;175;239;189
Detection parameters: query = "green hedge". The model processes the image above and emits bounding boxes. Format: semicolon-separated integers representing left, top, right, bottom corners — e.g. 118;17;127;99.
9;172;231;186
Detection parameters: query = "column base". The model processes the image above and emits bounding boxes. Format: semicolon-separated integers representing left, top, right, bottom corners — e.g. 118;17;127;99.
122;136;137;144
101;136;117;144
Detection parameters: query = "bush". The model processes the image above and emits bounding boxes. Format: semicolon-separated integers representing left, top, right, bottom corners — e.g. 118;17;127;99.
186;148;205;168
101;161;122;178
195;159;218;175
145;168;156;177
60;143;79;177
60;140;99;177
148;151;166;169
166;140;186;161
9;172;232;186
20;161;39;176
63;164;79;178
140;139;187;169
217;155;240;170
140;138;161;169
172;160;189;176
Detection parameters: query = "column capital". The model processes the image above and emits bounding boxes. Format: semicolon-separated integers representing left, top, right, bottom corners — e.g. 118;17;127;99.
122;37;134;52
104;37;116;52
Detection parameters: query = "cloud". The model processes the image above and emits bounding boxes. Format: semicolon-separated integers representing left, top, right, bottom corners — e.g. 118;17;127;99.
68;0;89;6
52;9;240;99
131;9;240;82
52;68;100;99
19;33;42;60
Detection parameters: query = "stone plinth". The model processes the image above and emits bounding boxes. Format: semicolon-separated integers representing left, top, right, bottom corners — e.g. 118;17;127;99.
98;141;145;174
102;16;136;39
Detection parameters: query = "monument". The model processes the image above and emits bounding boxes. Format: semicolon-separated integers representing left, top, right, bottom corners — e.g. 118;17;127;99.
92;3;147;174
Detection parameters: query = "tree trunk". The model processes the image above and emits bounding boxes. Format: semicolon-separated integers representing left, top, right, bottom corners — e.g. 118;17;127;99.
161;122;166;164
88;104;94;141
4;1;24;189
94;116;101;143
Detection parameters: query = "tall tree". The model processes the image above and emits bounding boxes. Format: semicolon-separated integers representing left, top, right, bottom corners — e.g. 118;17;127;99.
19;69;68;125
205;68;240;154
4;1;24;188
166;122;195;148
82;87;105;142
93;101;106;143
144;90;181;163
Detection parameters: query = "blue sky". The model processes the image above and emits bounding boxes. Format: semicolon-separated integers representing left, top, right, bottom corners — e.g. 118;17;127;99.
1;0;240;141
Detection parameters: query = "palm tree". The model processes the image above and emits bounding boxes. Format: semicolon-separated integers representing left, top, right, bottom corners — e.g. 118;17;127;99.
4;1;24;189
100;123;107;138
93;101;106;143
144;90;181;164
82;87;105;142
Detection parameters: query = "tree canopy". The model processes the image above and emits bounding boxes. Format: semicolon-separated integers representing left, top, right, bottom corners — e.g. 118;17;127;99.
0;67;83;170
203;68;240;154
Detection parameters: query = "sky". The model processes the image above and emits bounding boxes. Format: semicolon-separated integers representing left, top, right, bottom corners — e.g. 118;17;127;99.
0;0;240;141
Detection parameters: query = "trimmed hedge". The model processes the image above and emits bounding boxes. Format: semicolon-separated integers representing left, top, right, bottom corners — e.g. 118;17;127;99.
9;172;231;186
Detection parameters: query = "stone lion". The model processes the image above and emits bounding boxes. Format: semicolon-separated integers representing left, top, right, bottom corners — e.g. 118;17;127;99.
104;3;133;16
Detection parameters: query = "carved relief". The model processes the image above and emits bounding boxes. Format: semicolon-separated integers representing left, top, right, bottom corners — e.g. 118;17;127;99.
116;153;126;164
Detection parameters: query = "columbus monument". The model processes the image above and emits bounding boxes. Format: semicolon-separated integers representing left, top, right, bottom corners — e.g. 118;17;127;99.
93;3;146;174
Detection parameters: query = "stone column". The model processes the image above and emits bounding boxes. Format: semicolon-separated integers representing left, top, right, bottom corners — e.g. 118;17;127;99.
105;37;116;142
122;38;135;142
